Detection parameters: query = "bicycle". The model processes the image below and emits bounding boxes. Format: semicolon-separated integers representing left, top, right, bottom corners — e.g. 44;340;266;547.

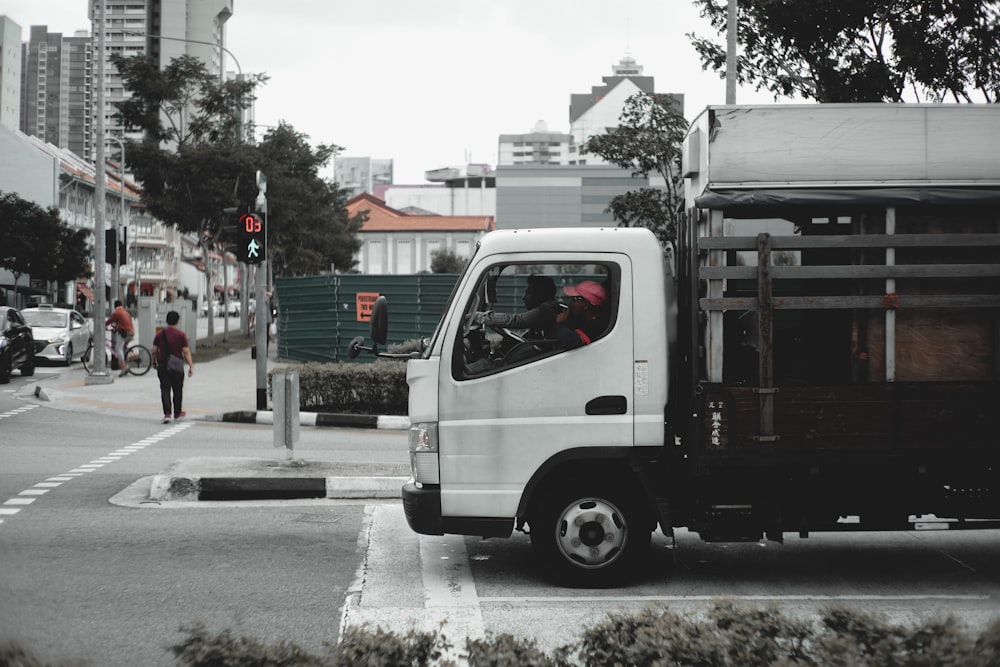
82;328;152;376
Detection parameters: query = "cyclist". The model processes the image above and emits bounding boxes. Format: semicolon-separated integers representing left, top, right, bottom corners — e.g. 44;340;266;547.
105;300;135;377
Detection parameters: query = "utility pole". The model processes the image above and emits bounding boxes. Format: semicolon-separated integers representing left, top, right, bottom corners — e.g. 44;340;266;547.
726;0;737;104
86;0;111;385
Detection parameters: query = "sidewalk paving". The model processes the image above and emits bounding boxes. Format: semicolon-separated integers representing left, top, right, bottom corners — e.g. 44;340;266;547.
19;341;411;501
25;342;410;430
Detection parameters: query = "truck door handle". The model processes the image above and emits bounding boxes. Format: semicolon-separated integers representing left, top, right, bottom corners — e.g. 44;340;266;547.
586;395;627;415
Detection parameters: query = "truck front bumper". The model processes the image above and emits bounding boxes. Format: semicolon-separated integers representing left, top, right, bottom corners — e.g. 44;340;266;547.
402;482;444;535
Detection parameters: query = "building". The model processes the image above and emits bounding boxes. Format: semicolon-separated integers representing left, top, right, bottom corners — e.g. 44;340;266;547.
19;25;92;161
0;123;161;309
568;54;664;167
383;163;496;217
347;193;493;274
334;157;394;198
498;121;573;166
490;55;680;230
0;16;21;130
494;163;655;230
89;0;235;146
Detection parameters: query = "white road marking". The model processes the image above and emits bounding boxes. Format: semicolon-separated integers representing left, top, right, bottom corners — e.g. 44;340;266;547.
0;422;193;528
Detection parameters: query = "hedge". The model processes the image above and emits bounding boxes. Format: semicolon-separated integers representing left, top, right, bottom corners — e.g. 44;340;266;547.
6;602;998;666
271;359;408;416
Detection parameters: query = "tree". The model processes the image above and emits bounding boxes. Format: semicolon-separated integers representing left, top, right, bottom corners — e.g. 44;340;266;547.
255;124;363;276
688;0;1000;103
581;93;688;245
112;53;264;344
0;191;91;299
430;249;467;273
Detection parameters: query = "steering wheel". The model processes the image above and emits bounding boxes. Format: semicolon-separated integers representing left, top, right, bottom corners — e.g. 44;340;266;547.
488;325;526;345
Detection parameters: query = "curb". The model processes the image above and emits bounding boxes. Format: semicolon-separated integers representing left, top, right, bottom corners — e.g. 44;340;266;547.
149;474;407;502
218;410;410;430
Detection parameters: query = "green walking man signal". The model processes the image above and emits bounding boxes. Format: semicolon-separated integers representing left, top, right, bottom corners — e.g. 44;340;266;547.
238;212;265;264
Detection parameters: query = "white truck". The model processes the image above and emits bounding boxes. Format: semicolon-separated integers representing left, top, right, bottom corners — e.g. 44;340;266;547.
357;104;1000;586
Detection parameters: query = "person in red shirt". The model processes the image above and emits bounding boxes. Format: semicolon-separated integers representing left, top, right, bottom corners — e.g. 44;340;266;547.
555;280;610;349
105;300;135;377
151;310;194;423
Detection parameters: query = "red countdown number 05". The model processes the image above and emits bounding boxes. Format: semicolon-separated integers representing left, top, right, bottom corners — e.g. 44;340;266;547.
240;213;262;233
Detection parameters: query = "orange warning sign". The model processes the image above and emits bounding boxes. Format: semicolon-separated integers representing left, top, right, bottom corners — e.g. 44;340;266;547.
356;292;380;322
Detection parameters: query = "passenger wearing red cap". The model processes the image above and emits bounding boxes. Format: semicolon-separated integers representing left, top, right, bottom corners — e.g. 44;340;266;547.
555;279;610;348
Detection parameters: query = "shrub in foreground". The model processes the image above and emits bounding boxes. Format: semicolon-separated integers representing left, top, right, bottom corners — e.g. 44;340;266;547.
6;603;1000;666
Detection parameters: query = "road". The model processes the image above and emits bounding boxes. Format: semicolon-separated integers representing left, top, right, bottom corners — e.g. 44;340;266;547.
2;365;999;663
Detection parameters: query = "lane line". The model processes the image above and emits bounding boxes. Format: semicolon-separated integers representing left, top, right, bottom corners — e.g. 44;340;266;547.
0;422;193;528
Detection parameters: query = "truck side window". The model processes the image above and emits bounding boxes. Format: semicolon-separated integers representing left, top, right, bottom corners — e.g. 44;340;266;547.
454;263;618;379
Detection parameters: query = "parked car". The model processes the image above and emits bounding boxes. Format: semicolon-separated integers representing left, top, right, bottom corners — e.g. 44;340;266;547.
0;306;36;383
199;301;220;318
21;305;92;365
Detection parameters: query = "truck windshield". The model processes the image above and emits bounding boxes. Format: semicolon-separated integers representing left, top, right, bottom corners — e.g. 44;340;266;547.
422;243;478;358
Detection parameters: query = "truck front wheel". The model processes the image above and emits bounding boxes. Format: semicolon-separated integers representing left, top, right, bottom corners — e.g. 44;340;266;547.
529;478;650;587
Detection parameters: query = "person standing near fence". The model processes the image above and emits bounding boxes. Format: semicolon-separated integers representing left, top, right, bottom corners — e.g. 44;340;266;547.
151;310;193;423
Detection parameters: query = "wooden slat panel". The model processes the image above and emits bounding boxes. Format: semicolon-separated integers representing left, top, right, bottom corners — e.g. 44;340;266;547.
700;294;1000;311
700;233;1000;251
701;263;1000;280
697;384;1000;455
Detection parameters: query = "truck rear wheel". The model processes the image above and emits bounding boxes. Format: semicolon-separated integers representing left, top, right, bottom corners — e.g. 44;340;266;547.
529;477;650;587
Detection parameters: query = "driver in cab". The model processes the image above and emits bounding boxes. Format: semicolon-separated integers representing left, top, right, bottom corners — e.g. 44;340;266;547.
473;275;560;340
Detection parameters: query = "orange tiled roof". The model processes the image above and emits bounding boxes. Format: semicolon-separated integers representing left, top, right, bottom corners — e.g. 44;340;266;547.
347;192;494;233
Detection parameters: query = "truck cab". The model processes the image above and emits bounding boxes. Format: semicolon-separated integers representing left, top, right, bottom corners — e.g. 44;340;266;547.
402;227;673;585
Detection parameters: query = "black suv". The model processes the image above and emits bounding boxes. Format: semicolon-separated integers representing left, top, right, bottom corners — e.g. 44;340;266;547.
1;306;36;383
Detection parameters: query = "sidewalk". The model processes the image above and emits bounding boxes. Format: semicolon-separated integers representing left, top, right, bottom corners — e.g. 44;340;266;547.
26;342;410;430
19;341;411;502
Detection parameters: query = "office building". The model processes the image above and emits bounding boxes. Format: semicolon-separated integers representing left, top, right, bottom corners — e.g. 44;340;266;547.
334;156;394;198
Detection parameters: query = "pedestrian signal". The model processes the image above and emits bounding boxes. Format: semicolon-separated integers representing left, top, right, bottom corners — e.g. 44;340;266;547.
237;212;265;264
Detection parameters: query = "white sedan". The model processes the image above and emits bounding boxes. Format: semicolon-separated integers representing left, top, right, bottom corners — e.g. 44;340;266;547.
22;305;92;365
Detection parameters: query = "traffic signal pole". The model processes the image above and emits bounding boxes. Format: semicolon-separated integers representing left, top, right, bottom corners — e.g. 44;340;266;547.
254;171;268;410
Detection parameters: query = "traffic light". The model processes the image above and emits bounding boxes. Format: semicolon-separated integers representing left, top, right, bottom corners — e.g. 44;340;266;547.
237;212;265;264
105;229;126;265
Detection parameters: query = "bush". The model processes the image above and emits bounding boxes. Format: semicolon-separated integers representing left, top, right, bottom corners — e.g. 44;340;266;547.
272;359;408;415
6;604;1000;666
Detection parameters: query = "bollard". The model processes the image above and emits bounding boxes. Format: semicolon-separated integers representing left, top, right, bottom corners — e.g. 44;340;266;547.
272;371;300;460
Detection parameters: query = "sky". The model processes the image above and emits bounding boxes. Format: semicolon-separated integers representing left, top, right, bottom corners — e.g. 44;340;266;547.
1;0;786;184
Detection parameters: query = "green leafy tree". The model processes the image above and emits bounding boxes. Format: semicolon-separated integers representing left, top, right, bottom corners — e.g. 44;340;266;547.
0;191;91;300
255;124;362;276
581;93;688;245
688;0;1000;103
112;53;264;343
430;249;467;273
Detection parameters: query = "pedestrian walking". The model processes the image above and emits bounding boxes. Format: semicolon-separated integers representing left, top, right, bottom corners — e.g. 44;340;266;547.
151;310;194;423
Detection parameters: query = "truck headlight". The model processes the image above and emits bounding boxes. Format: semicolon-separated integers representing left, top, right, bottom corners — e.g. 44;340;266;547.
408;423;439;485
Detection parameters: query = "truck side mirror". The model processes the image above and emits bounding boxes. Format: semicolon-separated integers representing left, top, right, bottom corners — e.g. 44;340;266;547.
370;296;388;346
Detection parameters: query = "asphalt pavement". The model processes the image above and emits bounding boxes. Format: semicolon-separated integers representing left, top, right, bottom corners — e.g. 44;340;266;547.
16;320;410;501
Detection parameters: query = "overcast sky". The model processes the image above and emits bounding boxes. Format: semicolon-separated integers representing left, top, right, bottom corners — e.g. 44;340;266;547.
2;0;787;183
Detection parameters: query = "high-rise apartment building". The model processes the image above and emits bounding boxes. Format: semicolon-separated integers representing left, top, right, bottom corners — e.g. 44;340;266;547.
0;16;22;130
19;26;93;161
91;0;234;146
